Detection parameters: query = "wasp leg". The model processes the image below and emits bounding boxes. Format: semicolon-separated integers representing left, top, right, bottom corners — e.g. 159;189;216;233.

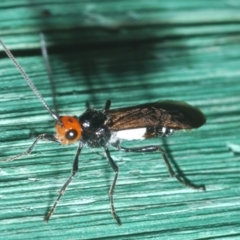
118;145;205;191
104;147;121;226
44;142;83;222
1;134;57;162
104;99;111;111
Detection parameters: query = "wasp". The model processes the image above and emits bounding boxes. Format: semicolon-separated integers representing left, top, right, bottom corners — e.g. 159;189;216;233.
0;39;206;225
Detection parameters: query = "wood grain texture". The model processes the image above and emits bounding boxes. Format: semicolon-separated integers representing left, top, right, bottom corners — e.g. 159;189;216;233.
1;1;240;239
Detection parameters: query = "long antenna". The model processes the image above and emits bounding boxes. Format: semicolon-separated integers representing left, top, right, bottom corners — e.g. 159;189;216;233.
39;33;59;118
0;39;62;125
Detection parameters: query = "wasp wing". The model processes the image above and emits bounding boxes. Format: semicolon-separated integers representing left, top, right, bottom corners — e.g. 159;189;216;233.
106;100;206;131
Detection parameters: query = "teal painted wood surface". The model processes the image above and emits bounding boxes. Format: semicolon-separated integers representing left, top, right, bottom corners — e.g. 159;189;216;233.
1;1;240;239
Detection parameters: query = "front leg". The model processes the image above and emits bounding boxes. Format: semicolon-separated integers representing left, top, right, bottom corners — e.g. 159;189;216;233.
1;133;58;162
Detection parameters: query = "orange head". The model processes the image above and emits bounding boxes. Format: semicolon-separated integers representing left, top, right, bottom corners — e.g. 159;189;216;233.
55;116;82;145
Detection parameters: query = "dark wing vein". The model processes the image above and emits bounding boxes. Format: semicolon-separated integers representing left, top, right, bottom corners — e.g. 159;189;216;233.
106;100;206;131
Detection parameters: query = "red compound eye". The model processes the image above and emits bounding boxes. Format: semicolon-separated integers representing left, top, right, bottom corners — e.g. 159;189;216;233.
55;116;82;145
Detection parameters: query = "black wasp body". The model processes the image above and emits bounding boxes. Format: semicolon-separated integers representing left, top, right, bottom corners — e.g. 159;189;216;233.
79;108;111;148
77;99;206;149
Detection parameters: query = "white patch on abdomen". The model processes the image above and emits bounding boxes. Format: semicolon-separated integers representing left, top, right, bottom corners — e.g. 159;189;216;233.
115;128;146;140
